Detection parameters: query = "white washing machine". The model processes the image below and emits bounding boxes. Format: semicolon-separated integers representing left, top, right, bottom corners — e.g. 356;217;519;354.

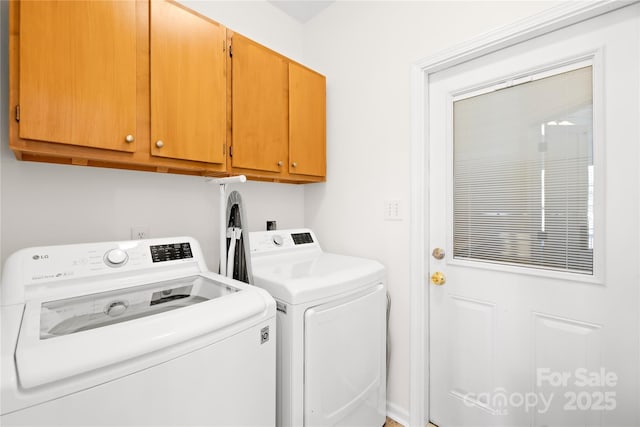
1;237;276;426
249;229;386;427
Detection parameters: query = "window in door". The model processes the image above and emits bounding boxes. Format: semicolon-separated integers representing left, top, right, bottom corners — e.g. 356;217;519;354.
452;65;594;274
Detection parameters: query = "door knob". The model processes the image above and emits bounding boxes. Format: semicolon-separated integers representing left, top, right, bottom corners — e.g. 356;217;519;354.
431;271;446;286
125;134;135;143
432;247;445;260
155;140;164;148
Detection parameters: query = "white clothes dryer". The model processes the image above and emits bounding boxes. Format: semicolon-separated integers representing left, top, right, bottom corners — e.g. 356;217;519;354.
249;229;386;427
1;237;275;426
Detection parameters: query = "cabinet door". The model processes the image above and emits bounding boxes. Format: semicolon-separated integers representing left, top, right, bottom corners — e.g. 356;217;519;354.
150;1;226;164
289;63;326;177
19;1;137;152
231;34;288;173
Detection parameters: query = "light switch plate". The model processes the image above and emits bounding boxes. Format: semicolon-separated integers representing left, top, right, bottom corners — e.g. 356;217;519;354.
384;200;402;221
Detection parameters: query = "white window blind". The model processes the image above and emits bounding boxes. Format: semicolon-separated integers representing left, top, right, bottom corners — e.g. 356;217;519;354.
453;66;594;274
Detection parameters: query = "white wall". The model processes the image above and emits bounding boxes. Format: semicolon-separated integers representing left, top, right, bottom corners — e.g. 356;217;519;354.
0;1;306;275
302;1;560;422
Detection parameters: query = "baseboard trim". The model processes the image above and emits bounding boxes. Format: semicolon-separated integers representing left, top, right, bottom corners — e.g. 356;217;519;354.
387;401;410;426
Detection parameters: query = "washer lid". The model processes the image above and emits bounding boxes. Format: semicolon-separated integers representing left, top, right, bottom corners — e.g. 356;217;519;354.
15;273;272;389
251;252;385;304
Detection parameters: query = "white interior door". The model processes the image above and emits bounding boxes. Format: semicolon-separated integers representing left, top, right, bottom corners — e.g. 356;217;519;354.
429;5;639;426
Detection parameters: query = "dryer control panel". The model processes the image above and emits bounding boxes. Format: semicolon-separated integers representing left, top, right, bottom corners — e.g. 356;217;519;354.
249;229;320;254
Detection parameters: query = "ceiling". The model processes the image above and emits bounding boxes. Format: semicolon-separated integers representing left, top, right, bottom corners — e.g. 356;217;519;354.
268;1;334;23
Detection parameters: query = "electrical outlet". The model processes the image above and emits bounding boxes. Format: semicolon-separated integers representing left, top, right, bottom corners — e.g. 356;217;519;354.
131;225;150;240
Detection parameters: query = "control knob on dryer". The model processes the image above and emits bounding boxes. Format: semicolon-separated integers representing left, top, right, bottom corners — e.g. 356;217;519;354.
272;235;284;246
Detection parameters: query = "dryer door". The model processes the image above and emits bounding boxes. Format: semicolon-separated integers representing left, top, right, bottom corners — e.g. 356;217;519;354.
304;283;386;426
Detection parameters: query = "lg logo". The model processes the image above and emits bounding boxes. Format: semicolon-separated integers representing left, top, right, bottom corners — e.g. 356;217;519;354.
32;254;49;261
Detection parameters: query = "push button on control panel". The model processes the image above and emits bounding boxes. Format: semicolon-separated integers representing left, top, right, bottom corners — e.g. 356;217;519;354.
104;249;129;268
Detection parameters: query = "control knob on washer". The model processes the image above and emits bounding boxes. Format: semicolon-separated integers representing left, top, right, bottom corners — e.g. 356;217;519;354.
105;248;128;267
272;235;284;246
105;300;128;317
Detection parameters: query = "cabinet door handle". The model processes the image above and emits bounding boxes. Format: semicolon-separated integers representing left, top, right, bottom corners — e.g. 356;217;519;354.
155;140;164;148
291;162;297;168
125;134;135;143
277;160;283;167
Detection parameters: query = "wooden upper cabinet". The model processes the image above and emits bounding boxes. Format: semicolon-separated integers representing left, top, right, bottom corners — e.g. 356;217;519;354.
150;0;226;164
11;0;324;182
19;1;137;152
289;63;326;177
231;34;288;174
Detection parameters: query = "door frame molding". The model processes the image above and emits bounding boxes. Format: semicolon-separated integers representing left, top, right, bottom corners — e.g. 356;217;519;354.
408;2;637;425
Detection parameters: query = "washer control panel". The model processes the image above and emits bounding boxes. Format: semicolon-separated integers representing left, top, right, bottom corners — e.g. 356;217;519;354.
11;237;199;286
